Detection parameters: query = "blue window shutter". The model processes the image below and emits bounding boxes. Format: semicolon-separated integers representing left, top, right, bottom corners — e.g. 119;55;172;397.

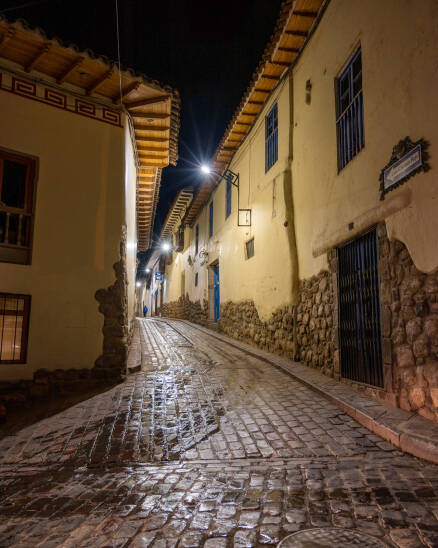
195;224;199;254
226;181;231;218
265;103;278;172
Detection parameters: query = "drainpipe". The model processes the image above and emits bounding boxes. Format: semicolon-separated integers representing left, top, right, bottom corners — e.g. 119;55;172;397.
282;72;300;358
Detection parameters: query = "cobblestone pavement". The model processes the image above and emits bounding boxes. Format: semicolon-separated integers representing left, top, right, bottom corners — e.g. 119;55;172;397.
1;318;438;547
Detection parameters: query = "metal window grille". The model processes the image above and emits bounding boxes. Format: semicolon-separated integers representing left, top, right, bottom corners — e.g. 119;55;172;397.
225;180;231;218
265;103;278;172
245;238;254;259
338;229;383;387
336;47;364;171
209;201;213;237
195;272;198;287
0;150;36;265
0;293;31;364
195;224;199;254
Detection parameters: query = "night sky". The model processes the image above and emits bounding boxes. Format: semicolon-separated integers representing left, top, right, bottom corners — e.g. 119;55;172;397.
1;0;283;250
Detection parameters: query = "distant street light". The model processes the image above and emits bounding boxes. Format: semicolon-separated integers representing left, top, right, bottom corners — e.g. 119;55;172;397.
145;268;151;273
161;242;171;252
136;281;141;287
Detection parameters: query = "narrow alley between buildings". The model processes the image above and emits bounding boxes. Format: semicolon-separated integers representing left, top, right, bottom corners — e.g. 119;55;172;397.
0;319;438;547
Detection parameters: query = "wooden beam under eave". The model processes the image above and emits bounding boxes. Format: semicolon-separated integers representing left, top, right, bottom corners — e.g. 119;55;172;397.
134;124;170;132
137;146;168;153
114;80;141;104
285;29;308;37
293;10;318;18
236;121;251;126
0;29;15;53
125;95;170;108
254;88;271;94
269;60;291;67
278;46;300;53
138;153;168;160
247;100;264;105
87;69;113;95
57;56;84;84
260;74;280;81
130;112;170;120
136;136;168;143
25;43;51;72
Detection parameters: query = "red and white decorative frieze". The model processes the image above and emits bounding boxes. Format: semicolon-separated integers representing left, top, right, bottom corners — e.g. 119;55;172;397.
0;70;122;128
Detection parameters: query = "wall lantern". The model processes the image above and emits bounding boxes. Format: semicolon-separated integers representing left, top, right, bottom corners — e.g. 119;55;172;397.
200;165;251;227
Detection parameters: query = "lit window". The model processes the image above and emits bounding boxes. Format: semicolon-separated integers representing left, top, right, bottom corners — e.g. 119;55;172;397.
0;149;37;264
265;103;278;172
336;47;364;171
245;238;254;259
0;293;31;363
209;201;214;237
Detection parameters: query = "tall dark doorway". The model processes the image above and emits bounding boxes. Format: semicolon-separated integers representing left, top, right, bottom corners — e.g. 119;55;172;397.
338;228;383;387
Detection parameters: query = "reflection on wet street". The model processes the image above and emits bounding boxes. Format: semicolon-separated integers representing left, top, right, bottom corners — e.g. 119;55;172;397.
1;318;438;546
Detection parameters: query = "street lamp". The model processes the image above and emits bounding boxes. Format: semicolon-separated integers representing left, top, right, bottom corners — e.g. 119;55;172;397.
136;281;141;288
161;242;171;252
200;164;251;227
145;268;151;273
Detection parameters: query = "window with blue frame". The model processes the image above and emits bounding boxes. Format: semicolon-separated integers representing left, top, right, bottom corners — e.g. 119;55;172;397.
265;103;278;172
195;272;198;287
195;224;199;254
336;47;364;171
209;201;213;237
225;180;231;219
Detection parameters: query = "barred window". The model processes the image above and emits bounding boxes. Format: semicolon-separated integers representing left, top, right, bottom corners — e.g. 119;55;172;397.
265;103;278;172
336;47;364;171
0;149;37;264
0;293;31;363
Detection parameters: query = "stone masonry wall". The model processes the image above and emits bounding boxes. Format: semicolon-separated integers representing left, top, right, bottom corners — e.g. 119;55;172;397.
383;235;438;421
219;301;295;359
295;271;336;378
162;296;209;326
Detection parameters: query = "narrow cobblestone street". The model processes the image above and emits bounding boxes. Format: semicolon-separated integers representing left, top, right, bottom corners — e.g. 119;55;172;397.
1;319;438;547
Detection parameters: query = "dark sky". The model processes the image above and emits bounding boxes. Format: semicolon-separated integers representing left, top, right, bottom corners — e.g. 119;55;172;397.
2;0;283;252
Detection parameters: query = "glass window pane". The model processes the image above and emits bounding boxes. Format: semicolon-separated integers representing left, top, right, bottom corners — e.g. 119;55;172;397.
1;160;27;209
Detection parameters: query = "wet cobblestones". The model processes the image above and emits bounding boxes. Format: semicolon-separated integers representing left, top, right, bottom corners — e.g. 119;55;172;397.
1;318;438;546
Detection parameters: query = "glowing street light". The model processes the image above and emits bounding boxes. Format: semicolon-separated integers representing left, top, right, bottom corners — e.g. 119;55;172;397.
161;242;171;252
136;281;141;287
200;164;211;174
145;268;151;273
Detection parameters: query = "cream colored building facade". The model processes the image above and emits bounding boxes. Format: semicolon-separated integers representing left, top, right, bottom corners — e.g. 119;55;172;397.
0;19;179;389
161;0;438;421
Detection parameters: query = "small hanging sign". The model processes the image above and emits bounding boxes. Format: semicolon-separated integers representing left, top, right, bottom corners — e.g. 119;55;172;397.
379;136;430;200
238;209;251;227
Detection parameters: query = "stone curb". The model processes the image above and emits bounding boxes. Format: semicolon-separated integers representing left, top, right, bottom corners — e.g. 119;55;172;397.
177;319;438;465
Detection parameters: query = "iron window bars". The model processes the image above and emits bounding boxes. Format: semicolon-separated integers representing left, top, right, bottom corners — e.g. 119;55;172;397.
265;103;278;172
336;47;364;171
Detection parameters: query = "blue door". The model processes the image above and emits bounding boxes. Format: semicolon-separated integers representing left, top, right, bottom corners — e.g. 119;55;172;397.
213;264;220;322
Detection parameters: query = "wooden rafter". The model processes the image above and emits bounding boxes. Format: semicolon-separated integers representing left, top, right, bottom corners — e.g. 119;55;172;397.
125;95;170;108
114;80;141;103
247;100;264;105
87;69;113;95
260;74;280;81
130;112;170;120
137;145;168;152
254;88;271;94
293;10;318;18
269;60;290;67
57;56;84;84
25;43;51;72
278;46;300;53
285;29;308;37
0;29;15;53
134;124;170;132
135;136;168;143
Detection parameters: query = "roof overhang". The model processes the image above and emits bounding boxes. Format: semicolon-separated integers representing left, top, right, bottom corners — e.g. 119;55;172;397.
0;17;180;250
184;0;326;227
